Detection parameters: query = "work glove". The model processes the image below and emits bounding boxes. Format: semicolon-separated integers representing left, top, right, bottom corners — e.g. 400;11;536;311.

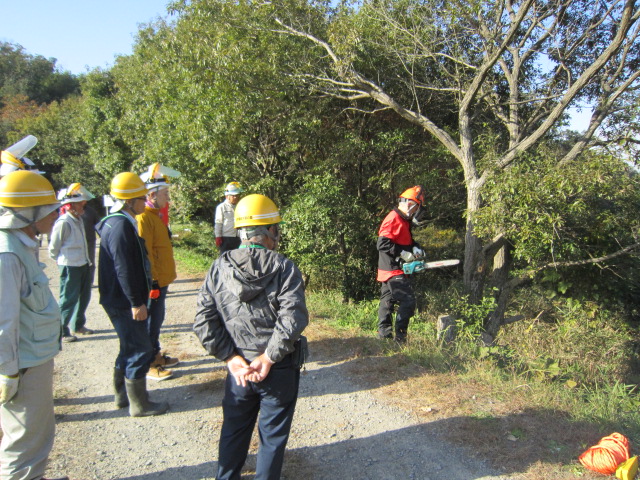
149;281;160;300
399;250;416;263
215;237;223;248
412;246;425;258
412;216;429;227
0;374;19;404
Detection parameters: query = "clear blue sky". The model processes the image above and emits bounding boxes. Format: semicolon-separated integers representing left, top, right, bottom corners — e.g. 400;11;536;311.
0;0;171;74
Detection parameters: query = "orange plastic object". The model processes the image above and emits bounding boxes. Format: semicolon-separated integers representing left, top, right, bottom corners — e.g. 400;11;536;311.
579;432;631;475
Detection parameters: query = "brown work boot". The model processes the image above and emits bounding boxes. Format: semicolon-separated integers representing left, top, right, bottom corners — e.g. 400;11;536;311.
153;351;179;368
147;365;173;381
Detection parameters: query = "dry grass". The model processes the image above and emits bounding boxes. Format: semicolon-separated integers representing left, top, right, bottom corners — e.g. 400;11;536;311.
305;319;610;480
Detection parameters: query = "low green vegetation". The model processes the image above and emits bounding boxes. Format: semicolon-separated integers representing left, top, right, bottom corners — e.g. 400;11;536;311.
172;222;216;275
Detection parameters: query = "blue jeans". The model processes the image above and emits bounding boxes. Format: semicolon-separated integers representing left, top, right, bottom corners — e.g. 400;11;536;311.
104;306;154;380
58;264;92;335
147;286;168;357
216;355;300;480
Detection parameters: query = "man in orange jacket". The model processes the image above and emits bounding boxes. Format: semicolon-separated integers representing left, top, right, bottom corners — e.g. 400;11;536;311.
137;164;181;381
376;186;425;343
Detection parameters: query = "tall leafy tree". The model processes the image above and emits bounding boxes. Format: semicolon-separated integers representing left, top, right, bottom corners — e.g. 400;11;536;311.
272;0;640;339
0;42;78;104
0;42;80;147
15;96;106;196
72;0;457;300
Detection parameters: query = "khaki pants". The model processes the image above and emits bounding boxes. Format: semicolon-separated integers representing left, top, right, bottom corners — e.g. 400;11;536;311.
0;359;55;480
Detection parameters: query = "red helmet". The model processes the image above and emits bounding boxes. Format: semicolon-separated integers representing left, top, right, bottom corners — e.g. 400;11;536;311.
399;185;425;206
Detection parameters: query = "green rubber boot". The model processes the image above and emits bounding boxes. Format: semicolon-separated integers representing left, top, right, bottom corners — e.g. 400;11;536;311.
113;368;129;409
124;377;169;417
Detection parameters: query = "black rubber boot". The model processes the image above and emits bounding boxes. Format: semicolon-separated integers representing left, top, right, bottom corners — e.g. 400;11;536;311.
114;368;129;409
125;377;169;417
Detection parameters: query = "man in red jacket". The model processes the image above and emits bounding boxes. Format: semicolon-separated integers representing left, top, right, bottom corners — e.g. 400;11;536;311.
376;186;425;343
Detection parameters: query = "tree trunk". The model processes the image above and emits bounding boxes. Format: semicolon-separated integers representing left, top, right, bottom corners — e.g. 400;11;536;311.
338;230;349;304
463;179;485;304
484;244;514;341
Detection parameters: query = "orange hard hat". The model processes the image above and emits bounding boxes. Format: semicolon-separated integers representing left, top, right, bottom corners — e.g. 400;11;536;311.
399;185;425;206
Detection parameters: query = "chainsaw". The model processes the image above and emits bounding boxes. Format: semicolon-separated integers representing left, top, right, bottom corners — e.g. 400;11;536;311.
402;258;460;274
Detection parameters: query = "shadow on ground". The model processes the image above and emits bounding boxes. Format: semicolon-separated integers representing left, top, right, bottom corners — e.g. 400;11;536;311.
284;410;604;480
106;409;603;480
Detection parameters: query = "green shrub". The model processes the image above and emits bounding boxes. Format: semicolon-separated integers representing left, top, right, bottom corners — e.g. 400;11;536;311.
171;221;216;274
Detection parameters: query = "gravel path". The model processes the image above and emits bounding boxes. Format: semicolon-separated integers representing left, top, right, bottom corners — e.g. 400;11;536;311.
40;244;514;480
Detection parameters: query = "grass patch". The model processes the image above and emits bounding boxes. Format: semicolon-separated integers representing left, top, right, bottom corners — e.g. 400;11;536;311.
174;247;213;275
172;221;216;274
304;288;640;478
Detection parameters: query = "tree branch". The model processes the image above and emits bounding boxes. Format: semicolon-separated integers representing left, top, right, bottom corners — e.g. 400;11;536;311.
506;242;640;291
495;0;639;173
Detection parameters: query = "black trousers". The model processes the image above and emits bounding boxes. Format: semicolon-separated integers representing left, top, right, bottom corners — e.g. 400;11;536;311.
377;275;416;339
216;355;300;480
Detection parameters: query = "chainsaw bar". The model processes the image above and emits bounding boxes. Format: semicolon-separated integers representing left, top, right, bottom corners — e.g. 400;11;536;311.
423;259;460;269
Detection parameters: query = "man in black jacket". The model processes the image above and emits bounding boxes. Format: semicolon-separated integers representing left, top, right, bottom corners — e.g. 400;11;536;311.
97;172;168;417
194;194;308;480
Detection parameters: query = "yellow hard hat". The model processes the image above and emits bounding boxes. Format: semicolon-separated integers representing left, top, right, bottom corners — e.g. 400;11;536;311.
58;183;95;203
0;170;58;208
110;172;149;200
140;162;181;190
234;194;282;228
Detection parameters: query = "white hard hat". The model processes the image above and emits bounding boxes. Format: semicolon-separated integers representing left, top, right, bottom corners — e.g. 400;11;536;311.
224;182;243;195
140;162;181;191
57;183;95;204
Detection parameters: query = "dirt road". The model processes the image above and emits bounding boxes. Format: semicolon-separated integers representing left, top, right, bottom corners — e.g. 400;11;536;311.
41;244;513;480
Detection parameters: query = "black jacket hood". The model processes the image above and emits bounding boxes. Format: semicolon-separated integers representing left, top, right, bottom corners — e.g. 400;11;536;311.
221;248;279;302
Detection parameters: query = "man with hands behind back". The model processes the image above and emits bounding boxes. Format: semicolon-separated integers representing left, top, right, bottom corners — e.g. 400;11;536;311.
195;193;308;480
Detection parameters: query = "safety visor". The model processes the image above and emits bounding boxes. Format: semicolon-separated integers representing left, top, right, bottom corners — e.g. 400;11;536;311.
58;184;95;203
140;163;181;189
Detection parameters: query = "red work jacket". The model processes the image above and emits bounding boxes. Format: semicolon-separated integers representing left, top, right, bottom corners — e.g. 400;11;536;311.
376;208;416;282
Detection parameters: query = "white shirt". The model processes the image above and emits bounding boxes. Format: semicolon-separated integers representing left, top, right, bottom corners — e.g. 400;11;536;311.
214;200;237;238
